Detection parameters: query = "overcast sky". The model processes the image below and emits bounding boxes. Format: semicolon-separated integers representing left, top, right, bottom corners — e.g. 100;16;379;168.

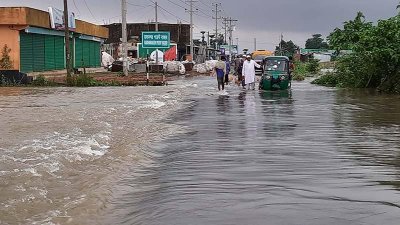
2;0;399;51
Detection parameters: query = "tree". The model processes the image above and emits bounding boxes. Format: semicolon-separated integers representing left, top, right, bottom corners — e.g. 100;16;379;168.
305;34;329;49
397;1;400;14
324;12;400;92
0;44;13;69
275;40;299;57
328;12;373;51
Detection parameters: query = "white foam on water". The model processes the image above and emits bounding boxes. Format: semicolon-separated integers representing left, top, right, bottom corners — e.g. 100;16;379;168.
5;128;112;178
40;162;60;174
0;170;11;176
219;90;229;96
30;210;61;225
30;187;48;199
126;109;135;115
139;100;166;109
15;185;26;192
71;137;109;157
23;168;42;177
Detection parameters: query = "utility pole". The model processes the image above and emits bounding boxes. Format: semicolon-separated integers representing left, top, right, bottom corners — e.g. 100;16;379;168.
212;3;221;49
186;0;197;61
254;38;257;52
63;0;71;78
236;37;239;54
121;0;128;76
222;17;228;45
227;17;238;56
207;31;210;48
207;31;210;59
155;1;159;65
155;2;158;31
279;33;283;56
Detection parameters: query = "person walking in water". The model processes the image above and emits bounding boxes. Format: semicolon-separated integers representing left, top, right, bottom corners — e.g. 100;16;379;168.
234;55;243;86
224;57;231;85
242;55;261;90
215;57;227;91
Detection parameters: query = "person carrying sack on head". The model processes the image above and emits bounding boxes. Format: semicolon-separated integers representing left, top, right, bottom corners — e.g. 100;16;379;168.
215;57;227;91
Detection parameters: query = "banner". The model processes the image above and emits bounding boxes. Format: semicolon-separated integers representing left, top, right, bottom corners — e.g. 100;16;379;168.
48;7;76;31
137;43;177;59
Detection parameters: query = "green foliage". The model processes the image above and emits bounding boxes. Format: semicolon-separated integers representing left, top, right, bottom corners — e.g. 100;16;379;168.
293;61;307;76
311;73;338;87
32;75;55;86
275;40;299;57
328;12;373;52
67;74;98;87
293;61;319;77
306;59;320;74
0;44;13;69
0;73;9;86
292;73;305;81
325;13;400;93
305;34;329;49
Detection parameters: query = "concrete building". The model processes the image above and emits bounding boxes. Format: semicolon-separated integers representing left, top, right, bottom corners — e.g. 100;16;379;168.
0;7;108;74
102;22;190;60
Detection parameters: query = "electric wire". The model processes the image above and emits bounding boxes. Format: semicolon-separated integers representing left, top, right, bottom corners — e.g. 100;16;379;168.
167;0;187;10
82;0;98;22
71;0;82;17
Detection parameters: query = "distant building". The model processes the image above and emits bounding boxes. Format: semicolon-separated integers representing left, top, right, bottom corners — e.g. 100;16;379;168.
299;49;336;62
102;22;190;60
0;7;108;73
315;50;353;62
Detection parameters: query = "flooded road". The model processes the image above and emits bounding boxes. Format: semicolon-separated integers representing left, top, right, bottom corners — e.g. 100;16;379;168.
1;77;400;224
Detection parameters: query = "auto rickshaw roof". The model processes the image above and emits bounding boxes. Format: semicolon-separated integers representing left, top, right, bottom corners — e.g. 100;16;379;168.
264;56;290;61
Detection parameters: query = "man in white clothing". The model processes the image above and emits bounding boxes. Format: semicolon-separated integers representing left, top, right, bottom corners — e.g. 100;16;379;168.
242;55;261;90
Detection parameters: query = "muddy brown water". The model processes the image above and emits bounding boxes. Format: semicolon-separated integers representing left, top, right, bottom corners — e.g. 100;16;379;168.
1;77;400;225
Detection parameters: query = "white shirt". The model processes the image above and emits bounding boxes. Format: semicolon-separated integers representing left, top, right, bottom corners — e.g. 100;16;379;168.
242;59;261;84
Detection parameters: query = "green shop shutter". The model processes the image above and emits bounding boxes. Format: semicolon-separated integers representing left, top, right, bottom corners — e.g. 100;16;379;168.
44;36;56;71
89;41;96;67
20;33;33;73
82;40;90;67
94;42;100;67
54;36;65;70
69;39;73;69
32;34;45;72
75;38;83;67
74;39;101;68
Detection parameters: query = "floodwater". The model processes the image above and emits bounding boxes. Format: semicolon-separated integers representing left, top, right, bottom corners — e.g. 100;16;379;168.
1;77;400;225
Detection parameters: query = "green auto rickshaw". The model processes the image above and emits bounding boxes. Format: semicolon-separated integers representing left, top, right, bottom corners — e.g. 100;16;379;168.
259;56;292;91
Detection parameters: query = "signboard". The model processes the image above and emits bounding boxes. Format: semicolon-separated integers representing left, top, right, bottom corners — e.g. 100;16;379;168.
220;45;238;55
48;7;76;31
231;45;238;54
141;31;170;49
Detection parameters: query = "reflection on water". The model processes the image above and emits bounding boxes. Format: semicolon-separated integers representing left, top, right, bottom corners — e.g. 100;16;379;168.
105;80;400;225
333;89;400;191
1;78;400;225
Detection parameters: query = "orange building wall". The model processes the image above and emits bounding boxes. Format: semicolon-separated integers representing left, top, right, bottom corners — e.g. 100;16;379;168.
0;7;108;39
0;7;27;25
76;20;108;39
0;25;22;70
